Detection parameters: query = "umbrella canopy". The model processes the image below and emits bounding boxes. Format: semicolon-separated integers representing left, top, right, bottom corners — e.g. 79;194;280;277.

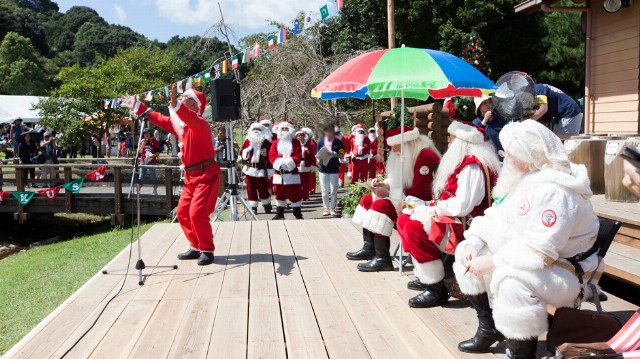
312;47;496;101
18;130;43;144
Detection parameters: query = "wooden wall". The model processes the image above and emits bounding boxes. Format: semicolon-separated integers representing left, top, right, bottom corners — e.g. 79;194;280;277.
588;4;640;134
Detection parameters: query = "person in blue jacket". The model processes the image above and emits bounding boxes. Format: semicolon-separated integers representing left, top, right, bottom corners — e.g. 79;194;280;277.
316;124;344;217
473;95;506;155
532;83;582;137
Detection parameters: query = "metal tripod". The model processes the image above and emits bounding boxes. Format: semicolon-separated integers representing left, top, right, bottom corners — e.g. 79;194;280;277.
102;116;178;285
211;121;258;222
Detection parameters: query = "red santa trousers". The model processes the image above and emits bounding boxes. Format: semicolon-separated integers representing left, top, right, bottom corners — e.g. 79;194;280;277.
300;172;312;200
396;214;441;263
309;172;316;194
273;184;302;206
351;158;369;183
176;163;220;252
338;163;346;186
368;159;377;179
245;175;270;206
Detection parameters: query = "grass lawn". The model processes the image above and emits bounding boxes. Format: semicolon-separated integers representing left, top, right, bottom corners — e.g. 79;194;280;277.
0;221;160;355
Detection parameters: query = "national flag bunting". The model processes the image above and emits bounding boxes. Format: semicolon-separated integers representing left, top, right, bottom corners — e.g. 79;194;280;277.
12;192;34;206
62;177;84;194
204;70;211;83
186;77;192;90
194;73;201;87
278;26;287;43
232;55;239;70
145;91;153;101
164;86;170;98
253;42;261;57
268;35;274;50
609;309;640;353
84;165;107;182
0;192;10;204
176;81;184;93
291;20;300;35
320;4;329;19
336;0;344;9
103;99;111;109
222;60;228;74
243;48;250;63
214;64;221;79
38;186;61;202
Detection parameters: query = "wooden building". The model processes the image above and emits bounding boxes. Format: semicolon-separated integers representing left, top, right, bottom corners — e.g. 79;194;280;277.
515;0;640;134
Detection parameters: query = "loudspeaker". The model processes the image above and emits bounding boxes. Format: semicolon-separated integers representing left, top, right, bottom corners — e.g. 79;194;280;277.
211;78;240;121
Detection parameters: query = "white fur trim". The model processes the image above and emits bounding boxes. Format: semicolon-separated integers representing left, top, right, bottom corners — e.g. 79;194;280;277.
273;158;284;171
290;201;302;208
298;165;314;173
386;128;420;146
183;89;200;109
178;142;183;149
242;147;252;160
282;157;296;171
448;121;484;144
133;100;141;113
273;174;301;185
249;200;259;207
352;205;367;225
453;260;487;295
409;210;433;233
261;199;271;205
179;164;185;171
249;123;264;132
243;166;268;177
267;169;275;177
276;200;287;207
414;259;445;285
493;292;548;340
177;152;183;158
361;210;394;236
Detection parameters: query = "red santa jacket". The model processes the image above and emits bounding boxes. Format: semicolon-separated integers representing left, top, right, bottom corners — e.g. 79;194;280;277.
343;134;353;158
299;140;317;172
404;148;441;201
135;102;220;174
241;138;272;177
370;138;378;157
350;136;372;159
434;155;497;219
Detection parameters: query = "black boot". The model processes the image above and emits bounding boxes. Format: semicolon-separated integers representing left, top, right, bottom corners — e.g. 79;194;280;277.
272;206;285;220
177;248;200;260
293;207;304;219
458;293;504;353
251;207;258;215
408;281;450;308
197;252;214;266
505;338;538;359
407;278;429;291
263;203;272;214
357;235;394;272
346;229;374;260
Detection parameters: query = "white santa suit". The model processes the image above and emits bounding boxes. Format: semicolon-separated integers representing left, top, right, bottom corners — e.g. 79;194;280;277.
454;123;601;340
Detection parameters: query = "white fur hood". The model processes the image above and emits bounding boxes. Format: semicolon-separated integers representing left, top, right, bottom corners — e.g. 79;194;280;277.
517;163;593;199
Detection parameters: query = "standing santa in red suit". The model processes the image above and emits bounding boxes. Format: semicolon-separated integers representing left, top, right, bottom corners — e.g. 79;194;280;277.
348;124;371;183
123;87;220;266
296;129;317;201
241;123;273;214
348;127;441;272
269;121;304;220
301;127;317;195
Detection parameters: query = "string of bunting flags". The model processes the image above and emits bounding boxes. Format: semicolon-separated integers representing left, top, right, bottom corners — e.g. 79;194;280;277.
101;0;344;109
0;165;108;206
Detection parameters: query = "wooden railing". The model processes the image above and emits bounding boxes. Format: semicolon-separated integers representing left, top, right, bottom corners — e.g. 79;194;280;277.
0;162;183;225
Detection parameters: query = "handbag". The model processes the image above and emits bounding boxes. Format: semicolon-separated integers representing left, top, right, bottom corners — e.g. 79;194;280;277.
547;307;622;353
553;342;621;358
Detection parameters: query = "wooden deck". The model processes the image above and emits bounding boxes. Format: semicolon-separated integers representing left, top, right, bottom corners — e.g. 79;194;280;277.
3;220;637;359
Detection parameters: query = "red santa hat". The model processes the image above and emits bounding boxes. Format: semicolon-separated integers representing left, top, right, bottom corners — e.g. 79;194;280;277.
259;118;272;127
443;98;456;118
368;127;376;133
295;129;306;136
301;127;314;140
277;121;294;132
448;120;486;144
386;126;420;146
249;123;264;132
182;89;207;115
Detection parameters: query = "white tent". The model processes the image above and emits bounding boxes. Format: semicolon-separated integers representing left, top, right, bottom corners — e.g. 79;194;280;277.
0;95;47;123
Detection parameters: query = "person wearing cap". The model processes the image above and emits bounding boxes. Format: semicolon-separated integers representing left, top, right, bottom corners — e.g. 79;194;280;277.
472;95;506;154
453;120;599;358
301;127;317;195
123;87;221;266
39;131;58;187
347;124;372;183
296;129;317;201
9;118;25;157
397;121;500;308
138;128;161;195
269;121;304;220
241;123;273;214
348;127;441;272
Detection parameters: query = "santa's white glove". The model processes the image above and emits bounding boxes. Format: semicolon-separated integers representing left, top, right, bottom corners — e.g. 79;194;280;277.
242;147;252;161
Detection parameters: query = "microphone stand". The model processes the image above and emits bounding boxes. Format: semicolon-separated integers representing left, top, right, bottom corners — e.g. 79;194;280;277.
102;112;178;285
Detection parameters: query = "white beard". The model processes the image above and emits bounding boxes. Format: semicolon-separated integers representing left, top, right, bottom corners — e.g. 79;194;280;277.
368;134;376;143
248;131;266;163
432;139;468;195
493;157;527;198
277;134;293;158
385;150;414;200
355;133;365;147
262;127;273;140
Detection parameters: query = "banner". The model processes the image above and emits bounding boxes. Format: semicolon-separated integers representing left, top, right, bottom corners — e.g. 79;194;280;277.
61;177;84;194
0;191;10;204
85;165;107;182
12;192;35;206
37;186;61;202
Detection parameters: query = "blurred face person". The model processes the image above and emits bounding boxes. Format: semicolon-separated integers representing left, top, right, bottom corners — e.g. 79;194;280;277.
296;132;307;144
478;99;494;117
368;129;376;143
355;129;366;146
218;128;226;140
180;93;199;113
24;134;31;143
324;126;335;140
143;132;151;140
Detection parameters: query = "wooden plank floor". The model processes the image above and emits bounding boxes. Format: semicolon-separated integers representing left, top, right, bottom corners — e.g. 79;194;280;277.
5;219;510;359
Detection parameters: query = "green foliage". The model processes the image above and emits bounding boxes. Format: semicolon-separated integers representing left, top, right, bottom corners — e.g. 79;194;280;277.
36;46;189;151
165;35;229;76
341;183;370;215
452;97;476;122
0;32;47;95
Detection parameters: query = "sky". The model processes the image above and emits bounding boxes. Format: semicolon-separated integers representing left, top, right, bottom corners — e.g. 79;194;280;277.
54;0;338;44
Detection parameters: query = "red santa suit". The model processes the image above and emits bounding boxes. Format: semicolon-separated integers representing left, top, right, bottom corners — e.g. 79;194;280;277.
130;89;220;254
302;128;317;195
335;128;347;187
345;124;358;180
296;130;317;200
349;125;372;183
367;129;380;179
269;121;304;219
396;121;499;308
241;123;272;212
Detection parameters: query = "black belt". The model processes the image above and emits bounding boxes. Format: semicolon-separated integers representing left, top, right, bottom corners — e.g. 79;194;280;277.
278;169;299;174
564;241;601;300
184;158;215;172
248;162;266;169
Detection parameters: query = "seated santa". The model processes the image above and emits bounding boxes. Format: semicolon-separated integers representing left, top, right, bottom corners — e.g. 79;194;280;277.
348;127;441;272
396;121;500;308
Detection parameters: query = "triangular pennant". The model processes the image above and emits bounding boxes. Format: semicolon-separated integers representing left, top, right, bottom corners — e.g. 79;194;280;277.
176;81;184;93
103;99;111;109
85;165;107;182
62;177;85;194
145;91;154;101
0;191;11;205
37;186;61;202
243;48;250;63
12;191;35;206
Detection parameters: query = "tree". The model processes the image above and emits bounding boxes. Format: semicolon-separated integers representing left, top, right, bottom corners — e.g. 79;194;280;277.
0;31;48;95
35;46;189;155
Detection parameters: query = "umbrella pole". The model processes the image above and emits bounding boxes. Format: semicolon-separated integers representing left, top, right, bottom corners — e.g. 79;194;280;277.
399;90;405;274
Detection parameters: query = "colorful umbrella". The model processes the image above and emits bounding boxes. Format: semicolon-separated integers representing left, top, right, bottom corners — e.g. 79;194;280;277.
312;47;496;101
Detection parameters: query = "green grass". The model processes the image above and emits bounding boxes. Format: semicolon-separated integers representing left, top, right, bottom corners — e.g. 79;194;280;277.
0;221;160;355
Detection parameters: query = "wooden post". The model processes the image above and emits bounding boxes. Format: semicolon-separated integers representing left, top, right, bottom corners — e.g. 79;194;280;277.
64;167;72;213
164;168;174;216
112;167;124;226
14;167;25;223
387;0;397;110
